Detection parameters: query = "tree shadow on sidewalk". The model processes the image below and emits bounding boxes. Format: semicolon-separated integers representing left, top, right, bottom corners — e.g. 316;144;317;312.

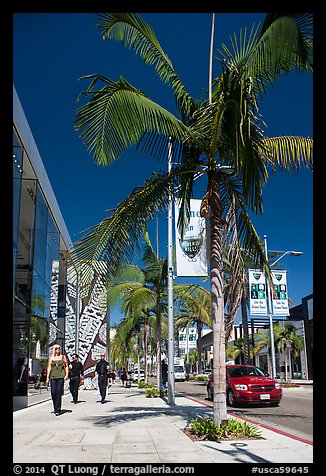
83;404;212;428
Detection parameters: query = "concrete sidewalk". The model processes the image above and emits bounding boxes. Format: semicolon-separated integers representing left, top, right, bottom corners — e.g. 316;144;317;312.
13;384;313;464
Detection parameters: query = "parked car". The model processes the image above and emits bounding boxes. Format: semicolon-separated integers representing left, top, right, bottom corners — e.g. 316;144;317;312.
207;364;282;407
203;368;212;375
133;370;145;381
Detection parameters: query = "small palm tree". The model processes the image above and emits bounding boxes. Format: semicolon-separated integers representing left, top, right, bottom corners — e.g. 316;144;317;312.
174;284;211;373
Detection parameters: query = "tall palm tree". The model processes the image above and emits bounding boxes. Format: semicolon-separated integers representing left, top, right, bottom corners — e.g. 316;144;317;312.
68;13;313;424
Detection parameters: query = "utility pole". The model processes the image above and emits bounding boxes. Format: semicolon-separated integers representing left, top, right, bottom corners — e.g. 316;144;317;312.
167;138;175;404
264;235;277;379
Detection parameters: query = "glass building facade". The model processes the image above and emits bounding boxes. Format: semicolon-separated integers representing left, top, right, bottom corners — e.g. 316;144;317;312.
13;85;108;409
13;86;72;409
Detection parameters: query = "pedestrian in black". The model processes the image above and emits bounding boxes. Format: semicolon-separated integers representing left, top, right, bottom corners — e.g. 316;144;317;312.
95;353;109;403
69;354;84;404
161;359;168;390
121;367;129;387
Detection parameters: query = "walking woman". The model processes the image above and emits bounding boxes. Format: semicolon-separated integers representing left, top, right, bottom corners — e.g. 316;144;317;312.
46;344;68;415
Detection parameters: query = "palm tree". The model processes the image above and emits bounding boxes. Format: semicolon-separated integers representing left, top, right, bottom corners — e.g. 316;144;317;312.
278;323;304;380
110;323;137;369
253;322;304;378
68;13;313;424
174;284;211;373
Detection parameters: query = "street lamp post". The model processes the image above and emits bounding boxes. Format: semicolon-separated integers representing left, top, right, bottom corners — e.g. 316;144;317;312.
167;138;175;404
263;234;303;379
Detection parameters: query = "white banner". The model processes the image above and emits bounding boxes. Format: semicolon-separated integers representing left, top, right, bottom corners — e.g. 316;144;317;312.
248;269;268;316
175;199;208;276
178;328;197;351
271;270;290;316
178;330;187;349
188;328;197;349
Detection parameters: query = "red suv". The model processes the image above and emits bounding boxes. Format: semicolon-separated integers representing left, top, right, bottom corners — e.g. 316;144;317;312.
207;364;282;407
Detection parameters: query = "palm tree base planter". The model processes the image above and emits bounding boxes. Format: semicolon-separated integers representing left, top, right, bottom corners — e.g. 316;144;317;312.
182;417;263;442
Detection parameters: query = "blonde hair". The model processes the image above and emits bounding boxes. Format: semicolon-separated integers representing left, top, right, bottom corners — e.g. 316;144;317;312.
51;344;62;358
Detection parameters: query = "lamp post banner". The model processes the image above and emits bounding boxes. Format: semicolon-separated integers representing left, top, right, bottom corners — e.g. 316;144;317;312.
174;199;208;276
271;270;290;316
248;269;268;316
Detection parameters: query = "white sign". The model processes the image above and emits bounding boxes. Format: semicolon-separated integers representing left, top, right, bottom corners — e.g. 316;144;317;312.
188;328;197;349
248;269;268;316
271;270;290;316
175;199;208;276
178;330;187;349
178;328;198;351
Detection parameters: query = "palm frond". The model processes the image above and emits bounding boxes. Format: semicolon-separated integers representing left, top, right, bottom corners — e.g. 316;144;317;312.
75;75;187;166
95;13;196;117
260;136;313;171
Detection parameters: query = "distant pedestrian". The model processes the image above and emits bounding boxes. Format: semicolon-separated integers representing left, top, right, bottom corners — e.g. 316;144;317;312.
161;359;168;390
40;368;46;387
46;344;69;416
68;354;84;404
117;368;123;384
121;368;129;387
95;353;109;403
109;369;117;384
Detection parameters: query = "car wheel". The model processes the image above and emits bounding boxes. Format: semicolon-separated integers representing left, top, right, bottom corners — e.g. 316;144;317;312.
270;401;280;407
207;386;213;401
227;389;236;407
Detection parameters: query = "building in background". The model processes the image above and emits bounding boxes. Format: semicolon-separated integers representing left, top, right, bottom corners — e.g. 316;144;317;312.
199;294;313;380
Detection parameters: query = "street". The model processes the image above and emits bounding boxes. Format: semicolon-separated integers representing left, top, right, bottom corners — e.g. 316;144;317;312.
174;379;313;443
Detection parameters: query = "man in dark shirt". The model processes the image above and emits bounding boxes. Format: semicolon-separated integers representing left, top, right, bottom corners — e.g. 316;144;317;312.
161;359;168;390
95;353;109;403
69;354;84;404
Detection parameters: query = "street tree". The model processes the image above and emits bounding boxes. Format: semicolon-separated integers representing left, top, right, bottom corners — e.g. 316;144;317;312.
67;13;313;425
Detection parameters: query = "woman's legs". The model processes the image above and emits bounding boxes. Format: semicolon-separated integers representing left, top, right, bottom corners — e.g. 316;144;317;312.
50;378;64;414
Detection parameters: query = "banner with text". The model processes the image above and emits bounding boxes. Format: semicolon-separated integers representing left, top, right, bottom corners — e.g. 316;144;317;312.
175;199;208;277
248;269;268;316
271;270;290;316
178;328;198;351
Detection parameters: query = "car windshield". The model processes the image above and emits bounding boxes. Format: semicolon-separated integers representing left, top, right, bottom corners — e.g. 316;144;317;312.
228;366;265;378
174;366;184;372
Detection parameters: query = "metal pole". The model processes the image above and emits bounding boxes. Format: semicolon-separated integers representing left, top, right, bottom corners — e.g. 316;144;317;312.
264;235;277;379
167;138;175;404
75;271;80;356
106;292;110;365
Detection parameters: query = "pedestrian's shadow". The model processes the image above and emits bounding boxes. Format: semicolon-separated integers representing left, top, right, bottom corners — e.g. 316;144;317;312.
60;409;73;415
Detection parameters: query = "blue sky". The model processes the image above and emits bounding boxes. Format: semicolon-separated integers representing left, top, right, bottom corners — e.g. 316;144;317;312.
13;13;313;325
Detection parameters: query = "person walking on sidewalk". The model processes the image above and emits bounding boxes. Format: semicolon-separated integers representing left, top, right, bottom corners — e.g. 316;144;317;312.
161;359;168;390
46;344;68;416
69;354;84;404
121;368;129;387
95;353;109;403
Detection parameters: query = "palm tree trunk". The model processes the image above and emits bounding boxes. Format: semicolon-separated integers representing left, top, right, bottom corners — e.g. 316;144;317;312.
209;213;228;426
144;323;149;383
197;320;203;373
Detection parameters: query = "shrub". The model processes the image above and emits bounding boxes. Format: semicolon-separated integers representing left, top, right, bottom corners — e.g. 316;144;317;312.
189;416;262;441
145;386;160;398
138;381;152;388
